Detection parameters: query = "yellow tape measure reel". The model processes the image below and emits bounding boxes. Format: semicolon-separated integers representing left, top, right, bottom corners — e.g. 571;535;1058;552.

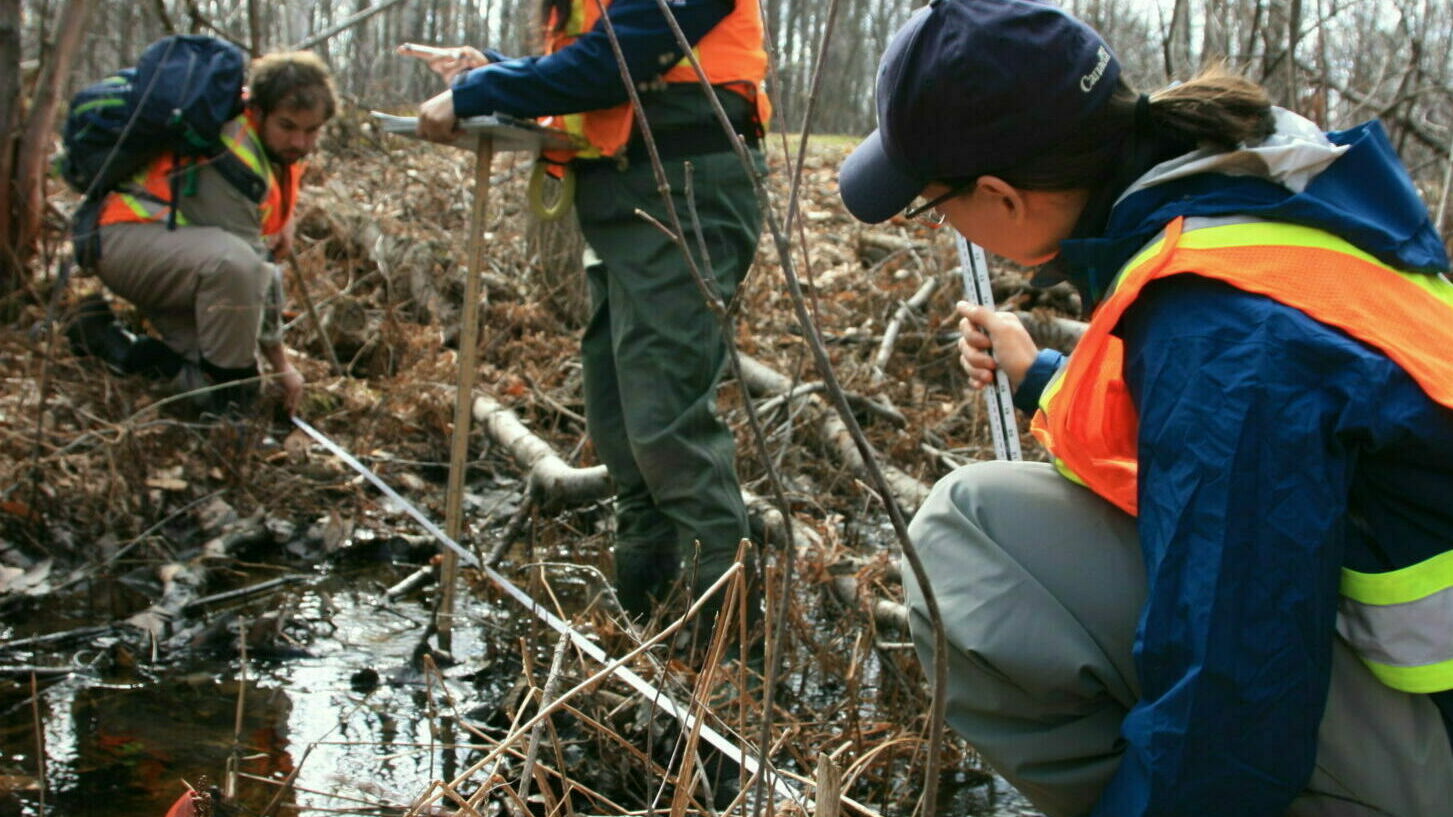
528;161;575;222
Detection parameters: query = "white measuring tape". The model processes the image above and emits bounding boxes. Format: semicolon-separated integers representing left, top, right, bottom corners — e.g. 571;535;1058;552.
954;236;1022;461
290;416;802;804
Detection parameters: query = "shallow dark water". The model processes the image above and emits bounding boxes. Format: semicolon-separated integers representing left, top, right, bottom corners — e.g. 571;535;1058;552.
1;561;1041;817
1;566;501;816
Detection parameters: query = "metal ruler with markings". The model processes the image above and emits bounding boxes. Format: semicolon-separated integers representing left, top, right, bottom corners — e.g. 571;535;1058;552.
955;235;1022;461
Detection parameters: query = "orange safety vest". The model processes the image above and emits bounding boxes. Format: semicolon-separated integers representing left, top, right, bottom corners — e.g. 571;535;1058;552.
538;0;772;163
99;108;300;238
1031;215;1453;693
1032;215;1453;517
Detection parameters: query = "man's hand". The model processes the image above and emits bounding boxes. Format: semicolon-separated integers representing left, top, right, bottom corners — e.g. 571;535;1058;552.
417;90;460;143
261;343;304;416
398;44;490;85
274;366;304;416
955;301;1038;392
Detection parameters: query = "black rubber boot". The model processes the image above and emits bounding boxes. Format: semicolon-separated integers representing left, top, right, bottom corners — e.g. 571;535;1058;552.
125;336;185;379
199;358;260;416
612;545;680;620
680;546;764;669
66;294;131;373
66;294;185;378
699;742;744;810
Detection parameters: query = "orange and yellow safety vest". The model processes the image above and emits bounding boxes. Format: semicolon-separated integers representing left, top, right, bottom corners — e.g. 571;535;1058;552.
99;108;300;238
539;0;771;162
1031;214;1453;693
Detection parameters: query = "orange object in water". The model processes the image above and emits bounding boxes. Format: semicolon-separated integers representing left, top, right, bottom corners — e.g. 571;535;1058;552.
162;789;196;817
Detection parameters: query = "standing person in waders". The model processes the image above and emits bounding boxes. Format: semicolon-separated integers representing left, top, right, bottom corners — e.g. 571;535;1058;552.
410;0;770;653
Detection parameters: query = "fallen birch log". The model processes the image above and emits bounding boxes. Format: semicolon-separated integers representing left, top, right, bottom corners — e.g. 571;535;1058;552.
744;488;822;554
736;356;932;515
471;393;612;511
470;390;824;554
856;230;925;267
467;348;934;521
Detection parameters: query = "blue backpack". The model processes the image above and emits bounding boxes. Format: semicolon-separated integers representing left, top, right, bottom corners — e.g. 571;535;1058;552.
58;35;249;265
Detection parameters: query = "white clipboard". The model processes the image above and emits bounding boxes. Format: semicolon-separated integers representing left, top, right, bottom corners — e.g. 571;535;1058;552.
371;111;579;153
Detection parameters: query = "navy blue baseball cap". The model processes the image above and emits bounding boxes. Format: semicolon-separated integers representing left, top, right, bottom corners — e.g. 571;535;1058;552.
840;0;1122;224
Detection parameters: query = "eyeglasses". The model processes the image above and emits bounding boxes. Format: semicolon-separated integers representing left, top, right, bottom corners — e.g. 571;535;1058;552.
903;180;975;225
904;202;947;226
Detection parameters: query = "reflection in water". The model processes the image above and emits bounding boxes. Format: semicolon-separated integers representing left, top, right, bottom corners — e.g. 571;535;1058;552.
0;570;1041;817
66;680;293;816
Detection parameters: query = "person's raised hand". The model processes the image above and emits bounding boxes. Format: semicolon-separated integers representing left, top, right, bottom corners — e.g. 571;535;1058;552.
397;44;490;85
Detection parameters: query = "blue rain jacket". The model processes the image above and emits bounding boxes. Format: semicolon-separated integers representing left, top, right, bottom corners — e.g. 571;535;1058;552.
448;0;732;119
1021;114;1453;817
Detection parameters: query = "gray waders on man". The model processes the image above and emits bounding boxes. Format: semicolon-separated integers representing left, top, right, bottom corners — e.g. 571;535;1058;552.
87;162;284;410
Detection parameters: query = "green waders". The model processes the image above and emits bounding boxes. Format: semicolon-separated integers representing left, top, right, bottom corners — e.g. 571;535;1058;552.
571;92;764;624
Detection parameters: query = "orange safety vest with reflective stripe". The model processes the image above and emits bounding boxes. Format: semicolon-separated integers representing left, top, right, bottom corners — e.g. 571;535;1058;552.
99;108;300;238
538;0;771;163
1031;215;1453;693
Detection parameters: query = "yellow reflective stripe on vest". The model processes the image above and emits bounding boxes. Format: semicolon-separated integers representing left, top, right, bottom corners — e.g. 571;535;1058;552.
1035;364;1092;489
563;0;586;35
114;190;160;220
1344;549;1453;604
220;117;267;178
112;189;188;226
672;44;704;72
558;112;603;158
1337;550;1453;693
106;115;265;229
1035;215;1453;694
1406;272;1453;308
1350;655;1453;694
1135;219;1453;310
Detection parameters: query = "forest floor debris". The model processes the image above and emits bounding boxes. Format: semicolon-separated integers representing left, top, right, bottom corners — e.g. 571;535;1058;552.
0;123;1070;816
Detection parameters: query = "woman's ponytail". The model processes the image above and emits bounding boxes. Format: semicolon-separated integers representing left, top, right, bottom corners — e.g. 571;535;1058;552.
1147;64;1275;149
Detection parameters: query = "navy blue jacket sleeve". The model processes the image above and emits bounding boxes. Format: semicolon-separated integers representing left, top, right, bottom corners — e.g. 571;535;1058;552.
1088;276;1391;816
451;0;733;119
1013;348;1064;413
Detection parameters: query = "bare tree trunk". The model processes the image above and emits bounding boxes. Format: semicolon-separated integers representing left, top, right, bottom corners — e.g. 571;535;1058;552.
0;0;21;292
149;0;175;34
349;0;371;99
1199;0;1226;66
1242;0;1266;80
780;0;803;128
1163;0;1192;79
290;0;409;52
246;0;261;55
116;2;137;70
1260;0;1297;104
1284;0;1302;108
7;0;93;294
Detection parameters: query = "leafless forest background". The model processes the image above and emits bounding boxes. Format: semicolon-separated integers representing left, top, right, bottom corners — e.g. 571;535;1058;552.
0;1;1452;817
6;0;1453;287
